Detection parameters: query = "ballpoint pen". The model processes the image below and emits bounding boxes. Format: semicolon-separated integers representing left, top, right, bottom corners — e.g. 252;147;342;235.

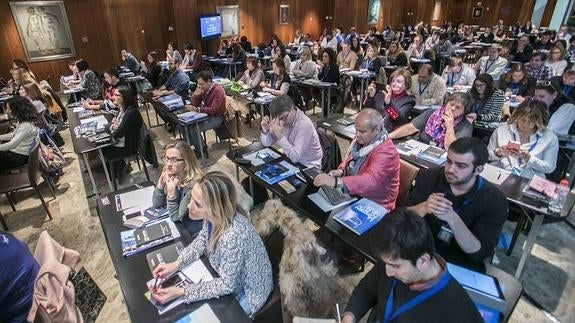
153;276;159;291
497;172;502;180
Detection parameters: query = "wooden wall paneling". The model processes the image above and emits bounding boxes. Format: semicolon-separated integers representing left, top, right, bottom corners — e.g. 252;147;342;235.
540;0;558;27
173;0;201;51
517;0;536;25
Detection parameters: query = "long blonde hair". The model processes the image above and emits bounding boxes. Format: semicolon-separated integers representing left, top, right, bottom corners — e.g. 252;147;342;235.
162;141;203;186
195;171;244;251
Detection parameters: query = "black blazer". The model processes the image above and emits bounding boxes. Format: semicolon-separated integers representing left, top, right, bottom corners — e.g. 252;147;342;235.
318;64;341;84
112;106;144;153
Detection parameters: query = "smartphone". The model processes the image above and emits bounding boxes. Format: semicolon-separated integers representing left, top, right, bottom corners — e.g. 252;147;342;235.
375;82;385;91
161;274;183;288
507;140;520;151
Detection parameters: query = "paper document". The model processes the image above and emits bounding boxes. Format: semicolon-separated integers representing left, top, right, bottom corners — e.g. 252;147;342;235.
343;124;356;134
180;260;214;284
115;186;155;211
293;318;336;323
80;115;108;130
447;263;501;299
175;304;221;323
395;139;428;156
480;164;510;185
72;107;86;112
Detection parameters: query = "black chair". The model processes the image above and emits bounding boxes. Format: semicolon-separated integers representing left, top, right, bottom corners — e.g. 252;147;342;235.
316;130;341;172
108;124;153;190
0;143;53;230
252;229;284;323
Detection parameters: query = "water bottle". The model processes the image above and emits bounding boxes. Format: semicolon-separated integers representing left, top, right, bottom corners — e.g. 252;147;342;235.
548;180;569;214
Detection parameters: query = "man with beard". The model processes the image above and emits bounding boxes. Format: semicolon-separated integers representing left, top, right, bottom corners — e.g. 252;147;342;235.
405;137;508;272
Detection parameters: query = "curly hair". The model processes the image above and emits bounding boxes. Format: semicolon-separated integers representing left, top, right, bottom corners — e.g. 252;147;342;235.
6;96;39;124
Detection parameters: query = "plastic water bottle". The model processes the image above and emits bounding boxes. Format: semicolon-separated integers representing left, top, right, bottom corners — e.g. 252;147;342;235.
548;180;569;214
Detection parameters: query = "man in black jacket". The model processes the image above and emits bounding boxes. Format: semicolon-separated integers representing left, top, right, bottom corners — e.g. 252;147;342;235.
342;208;482;323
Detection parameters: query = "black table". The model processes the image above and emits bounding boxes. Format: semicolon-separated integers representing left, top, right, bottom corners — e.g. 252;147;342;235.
228;143;523;321
66;104;115;196
291;78;337;118
96;184;252;323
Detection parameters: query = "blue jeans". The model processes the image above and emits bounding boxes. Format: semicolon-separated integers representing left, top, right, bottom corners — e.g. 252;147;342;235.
184;116;224;154
235;289;251;316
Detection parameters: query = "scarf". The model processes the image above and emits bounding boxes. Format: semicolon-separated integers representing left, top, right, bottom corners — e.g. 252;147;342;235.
424;106;463;148
346;128;388;176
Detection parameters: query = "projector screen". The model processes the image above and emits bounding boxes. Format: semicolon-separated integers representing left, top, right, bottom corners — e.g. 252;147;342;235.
200;14;222;39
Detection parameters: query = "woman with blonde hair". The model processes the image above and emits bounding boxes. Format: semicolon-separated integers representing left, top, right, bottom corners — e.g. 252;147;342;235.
547;45;568;76
488;100;558;179
386;41;408;67
151;171;273;316
152;140;204;235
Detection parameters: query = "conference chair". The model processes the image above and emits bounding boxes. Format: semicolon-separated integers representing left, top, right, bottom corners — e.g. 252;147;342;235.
108;124;154;190
397;160;420;207
0;143;53;230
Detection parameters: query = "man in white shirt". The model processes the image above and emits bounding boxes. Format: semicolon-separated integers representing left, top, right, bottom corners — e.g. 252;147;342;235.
533;82;575;135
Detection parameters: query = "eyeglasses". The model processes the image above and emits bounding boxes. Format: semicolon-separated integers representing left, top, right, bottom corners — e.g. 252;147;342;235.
277;109;292;122
163;156;184;164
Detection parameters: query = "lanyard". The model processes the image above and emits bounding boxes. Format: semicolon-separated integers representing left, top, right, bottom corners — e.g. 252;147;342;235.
432;126;443;141
508;83;520;95
419;81;431;96
449;72;460;86
512;132;540;153
202;83;214;105
207;222;213;241
383;273;451;323
563;85;572;95
444;177;484;213
484;59;496;72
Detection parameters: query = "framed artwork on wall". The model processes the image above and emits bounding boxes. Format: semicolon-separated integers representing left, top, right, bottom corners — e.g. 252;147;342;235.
472;7;483;18
367;0;381;25
279;5;289;25
9;1;76;62
217;5;239;37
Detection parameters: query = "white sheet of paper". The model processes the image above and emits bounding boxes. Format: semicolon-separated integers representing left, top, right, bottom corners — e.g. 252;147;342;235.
72;107;86;112
307;192;356;212
480;164;510;185
180;260;214;284
396;139;428;156
343;124;356;134
80;115;108;130
447;263;501;299
116;186;155;211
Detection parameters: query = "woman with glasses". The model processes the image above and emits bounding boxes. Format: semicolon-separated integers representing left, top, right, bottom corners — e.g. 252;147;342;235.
488;100;558;179
102;87;143;181
152;140;205;235
547;46;568;77
150;171;273;316
467;73;505;123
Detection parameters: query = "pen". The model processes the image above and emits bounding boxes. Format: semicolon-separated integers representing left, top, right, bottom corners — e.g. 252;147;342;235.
336;303;342;323
153;276;159;291
497;172;502;180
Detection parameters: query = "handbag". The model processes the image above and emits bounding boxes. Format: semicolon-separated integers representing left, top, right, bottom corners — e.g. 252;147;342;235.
38;130;65;172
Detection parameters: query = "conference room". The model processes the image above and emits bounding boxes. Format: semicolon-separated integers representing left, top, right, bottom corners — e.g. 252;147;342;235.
1;0;575;322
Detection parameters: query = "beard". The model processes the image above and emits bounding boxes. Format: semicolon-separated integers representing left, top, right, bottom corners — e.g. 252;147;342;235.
445;170;475;186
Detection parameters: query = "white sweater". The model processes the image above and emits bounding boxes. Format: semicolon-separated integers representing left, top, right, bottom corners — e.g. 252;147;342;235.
0;122;38;155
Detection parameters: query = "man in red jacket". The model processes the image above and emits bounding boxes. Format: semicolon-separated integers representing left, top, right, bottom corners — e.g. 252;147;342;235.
185;70;226;156
314;108;399;211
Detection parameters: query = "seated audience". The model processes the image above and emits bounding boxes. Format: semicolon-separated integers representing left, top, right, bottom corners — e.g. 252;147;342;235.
0;231;40;322
406;34;425;59
433;33;453;55
512;35;533;64
488;100;558;179
350;36;364;57
238;57;265;89
75;59;102;100
550;69;575;102
153;140;205;235
389;92;474;149
321;30;338;51
261;95;322;168
547;46;568;77
293;29;303;45
533;31;554;51
386;41;408;67
406;137;508;271
181;43;202;72
84;67;126;110
318;48;341;83
0;97;39;171
230;42;247;71
468;73;505;123
151;171;273;315
341;209;483;323
152;57;190;98
314;109;400;210
120;49;140;74
498;64;536;102
239;36;252;53
102;87;144;179
272;44;291;73
260;58;291;96
474;45;508;81
365;68;415;131
185;71;226;156
567;37;575;60
359;43;382;76
408;64;446;106
424;31;440;51
292;46;317;79
478;27;495;43
140;51;163;88
526;51;553;81
533;82;575;135
166;42;182;62
337;39;359;70
441;55;476;87
11;59;36;80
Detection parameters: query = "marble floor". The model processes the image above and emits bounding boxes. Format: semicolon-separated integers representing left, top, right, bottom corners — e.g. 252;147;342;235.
3;103;574;323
